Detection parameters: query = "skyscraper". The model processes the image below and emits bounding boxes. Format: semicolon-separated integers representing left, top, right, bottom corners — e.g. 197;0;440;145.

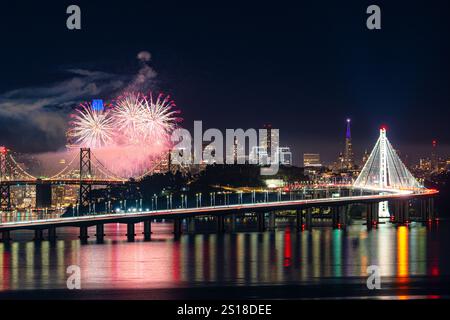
342;118;354;169
259;124;279;164
431;139;438;172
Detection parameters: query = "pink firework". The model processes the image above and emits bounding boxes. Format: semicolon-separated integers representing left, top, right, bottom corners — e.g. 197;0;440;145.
67;92;182;177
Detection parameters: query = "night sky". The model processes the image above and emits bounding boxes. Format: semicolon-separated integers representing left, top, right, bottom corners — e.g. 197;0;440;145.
0;0;449;165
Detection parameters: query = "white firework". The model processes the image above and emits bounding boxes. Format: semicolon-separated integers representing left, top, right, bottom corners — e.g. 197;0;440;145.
113;92;146;142
139;92;180;141
113;92;180;144
69;103;115;148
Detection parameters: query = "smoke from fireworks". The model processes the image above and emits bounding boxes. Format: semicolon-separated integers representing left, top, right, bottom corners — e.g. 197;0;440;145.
67;92;181;177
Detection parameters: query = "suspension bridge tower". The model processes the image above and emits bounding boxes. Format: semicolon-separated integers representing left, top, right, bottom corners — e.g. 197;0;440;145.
79;148;92;209
354;127;422;218
0;146;11;210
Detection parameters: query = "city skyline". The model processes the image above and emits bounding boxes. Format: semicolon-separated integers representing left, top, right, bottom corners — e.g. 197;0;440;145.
0;0;449;305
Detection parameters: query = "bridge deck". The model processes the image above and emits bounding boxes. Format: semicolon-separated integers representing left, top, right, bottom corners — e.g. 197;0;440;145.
0;189;437;231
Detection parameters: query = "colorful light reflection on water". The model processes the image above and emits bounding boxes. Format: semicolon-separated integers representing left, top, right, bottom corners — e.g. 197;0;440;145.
0;221;447;298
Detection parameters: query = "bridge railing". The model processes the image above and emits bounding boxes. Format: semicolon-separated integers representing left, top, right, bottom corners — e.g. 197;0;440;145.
1;186;382;224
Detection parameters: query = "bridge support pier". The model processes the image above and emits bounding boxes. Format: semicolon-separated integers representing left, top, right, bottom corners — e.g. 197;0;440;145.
339;206;347;229
95;224;104;242
79;226;89;243
304;208;312;230
399;201;405;224
216;215;225;233
393;201;400;223
331;206;339;229
143;220;152;241
426;198;435;221
257;212;265;232
230;214;237;232
48;227;57;241
187;217;195;233
1;230;10;242
126;223;135;242
404;201;410;224
366;203;378;230
366;204;372;230
34;229;44;241
296;209;303;232
0;184;11;211
173;219;182;239
420;199;427;222
268;212;275;231
396;201;408;225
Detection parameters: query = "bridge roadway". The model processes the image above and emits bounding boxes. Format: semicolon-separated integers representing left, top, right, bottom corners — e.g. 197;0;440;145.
0;188;437;232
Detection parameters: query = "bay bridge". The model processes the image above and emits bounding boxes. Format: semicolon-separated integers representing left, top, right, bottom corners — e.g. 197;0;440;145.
0;147;131;211
0;128;439;242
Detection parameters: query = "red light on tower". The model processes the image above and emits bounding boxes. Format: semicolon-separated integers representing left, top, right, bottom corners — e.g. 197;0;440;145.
0;146;7;154
432;140;437;147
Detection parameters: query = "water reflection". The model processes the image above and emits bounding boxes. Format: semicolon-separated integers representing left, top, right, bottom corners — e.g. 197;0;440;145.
0;222;447;296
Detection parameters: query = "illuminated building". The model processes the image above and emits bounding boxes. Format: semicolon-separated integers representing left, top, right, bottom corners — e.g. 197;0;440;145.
230;136;247;164
303;153;322;177
276;147;292;166
260;124;279;163
250;146;269;165
431;139;438;172
303;153;321;167
342;118;354;169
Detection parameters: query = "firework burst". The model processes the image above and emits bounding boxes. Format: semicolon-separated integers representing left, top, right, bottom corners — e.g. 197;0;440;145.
139;92;181;142
68;103;115;148
112;92;181;144
67;92;182;177
113;92;146;143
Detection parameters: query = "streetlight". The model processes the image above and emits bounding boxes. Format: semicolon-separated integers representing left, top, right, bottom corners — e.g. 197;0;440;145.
210;192;216;206
153;194;158;210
